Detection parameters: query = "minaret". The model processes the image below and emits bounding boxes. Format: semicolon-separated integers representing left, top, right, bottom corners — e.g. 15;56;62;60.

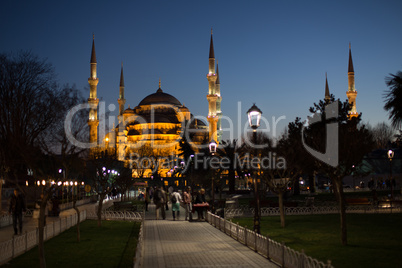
215;61;222;142
325;72;331;103
346;43;358;118
88;35;99;149
206;29;218;142
117;62;126;160
118;62;126;116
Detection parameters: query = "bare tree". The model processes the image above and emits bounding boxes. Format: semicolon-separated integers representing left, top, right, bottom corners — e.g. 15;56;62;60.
260;122;306;228
87;149;119;226
0;51;90;267
114;165;133;201
367;122;395;149
0;52;68;186
129;143;154;179
302;98;374;245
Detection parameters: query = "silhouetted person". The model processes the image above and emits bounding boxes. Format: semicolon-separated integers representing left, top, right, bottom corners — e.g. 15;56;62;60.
9;188;26;235
153;186;166;220
194;188;206;221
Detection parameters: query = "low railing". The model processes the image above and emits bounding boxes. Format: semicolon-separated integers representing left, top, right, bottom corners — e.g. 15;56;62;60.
0;214;13;228
1;198;93;229
86;210;143;221
207;212;333;268
0;210;87;266
133;211;145;268
225;205;402;218
58;197;93;211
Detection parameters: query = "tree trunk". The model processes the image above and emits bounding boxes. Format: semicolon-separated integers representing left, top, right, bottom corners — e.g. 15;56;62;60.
278;191;285;228
97;194;105;227
38;203;46;268
293;179;300;195
228;169;235;194
73;200;80;242
308;173;315;193
333;179;347;245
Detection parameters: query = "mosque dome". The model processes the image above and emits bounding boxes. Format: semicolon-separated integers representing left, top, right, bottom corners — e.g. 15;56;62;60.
123;105;134;113
138;87;182;106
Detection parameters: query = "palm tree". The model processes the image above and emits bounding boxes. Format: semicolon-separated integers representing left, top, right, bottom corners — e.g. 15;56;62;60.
384;71;402;128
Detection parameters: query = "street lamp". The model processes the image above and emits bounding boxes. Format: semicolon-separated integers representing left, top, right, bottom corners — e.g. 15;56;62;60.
209;140;217;212
209;140;217;155
247;103;262;234
387;149;394;200
247;103;262;131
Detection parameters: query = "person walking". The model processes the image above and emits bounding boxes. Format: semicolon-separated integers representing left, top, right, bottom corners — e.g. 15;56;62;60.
153;186;166;220
165;186;169;211
170;189;182;221
9;188;26;235
145;187;151;211
183;186;193;221
194;188;207;221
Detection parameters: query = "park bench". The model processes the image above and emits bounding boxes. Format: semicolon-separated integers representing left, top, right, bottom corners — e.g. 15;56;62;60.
345;198;371;205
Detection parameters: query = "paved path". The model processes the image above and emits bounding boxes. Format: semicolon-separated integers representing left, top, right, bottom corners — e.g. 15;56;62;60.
1;201;279;267
143;203;279;268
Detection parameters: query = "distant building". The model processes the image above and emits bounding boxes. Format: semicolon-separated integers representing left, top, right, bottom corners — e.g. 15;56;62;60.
323;43;358;119
87;32;222;179
346;43;358;119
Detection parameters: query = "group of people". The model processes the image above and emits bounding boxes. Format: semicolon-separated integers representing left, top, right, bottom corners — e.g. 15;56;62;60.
145;186;208;221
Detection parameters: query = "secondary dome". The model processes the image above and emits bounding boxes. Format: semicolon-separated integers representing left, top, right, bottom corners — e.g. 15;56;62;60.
138;87;182;106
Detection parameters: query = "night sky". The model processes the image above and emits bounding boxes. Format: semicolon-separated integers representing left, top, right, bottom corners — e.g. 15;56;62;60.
2;0;402;141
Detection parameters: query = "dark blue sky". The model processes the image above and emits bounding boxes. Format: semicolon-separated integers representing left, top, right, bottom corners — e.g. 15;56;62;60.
2;0;402;141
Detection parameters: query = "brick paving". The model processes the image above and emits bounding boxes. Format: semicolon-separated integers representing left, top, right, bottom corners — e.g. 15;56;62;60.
143;203;279;267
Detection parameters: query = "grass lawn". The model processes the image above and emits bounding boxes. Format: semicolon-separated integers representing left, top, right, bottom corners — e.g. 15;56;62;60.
234;213;402;268
3;220;141;268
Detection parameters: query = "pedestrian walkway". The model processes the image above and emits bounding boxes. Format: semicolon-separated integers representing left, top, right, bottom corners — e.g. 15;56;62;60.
143;203;279;267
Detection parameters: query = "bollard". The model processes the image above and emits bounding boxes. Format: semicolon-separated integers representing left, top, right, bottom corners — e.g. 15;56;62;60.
281;242;285;268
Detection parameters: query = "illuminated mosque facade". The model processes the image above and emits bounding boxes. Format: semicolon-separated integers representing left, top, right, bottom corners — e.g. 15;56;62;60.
87;33;222;178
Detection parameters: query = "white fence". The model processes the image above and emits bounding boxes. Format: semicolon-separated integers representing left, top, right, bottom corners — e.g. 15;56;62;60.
0;210;87;265
225;205;402;218
0;198;93;229
0;214;13;228
133;214;145;268
207;212;333;268
0;201;145;267
86;210;143;222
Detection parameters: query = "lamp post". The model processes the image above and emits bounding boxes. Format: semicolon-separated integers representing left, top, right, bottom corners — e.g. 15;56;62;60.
387;149;394;200
209;140;217;212
247;103;262;234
